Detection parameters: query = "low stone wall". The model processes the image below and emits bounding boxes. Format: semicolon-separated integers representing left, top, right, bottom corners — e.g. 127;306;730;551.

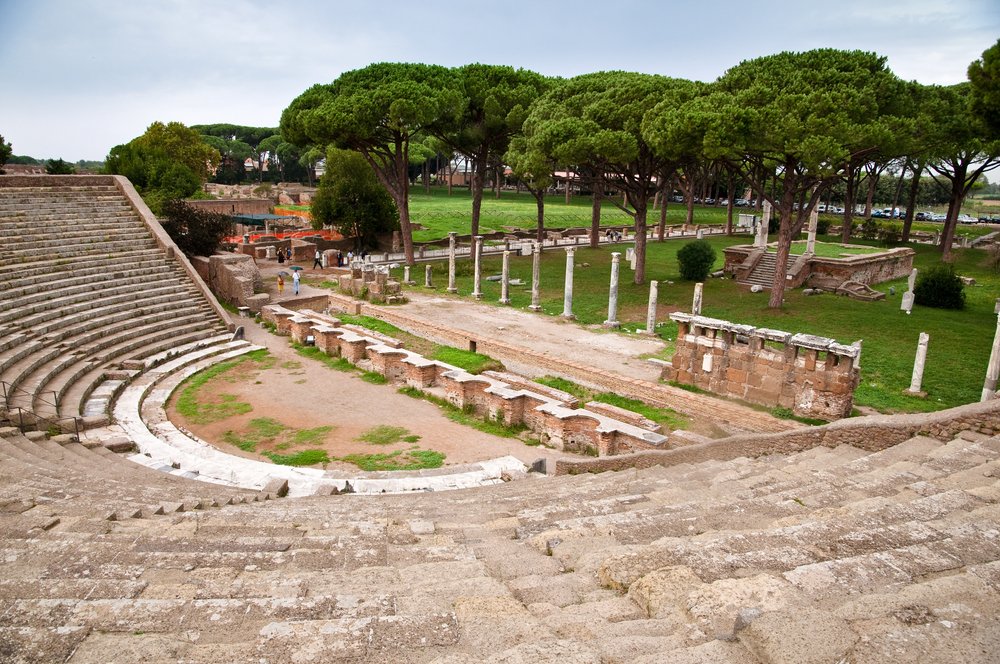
554;397;1000;475
723;244;914;289
184;198;272;215
663;313;860;420
259;305;670;457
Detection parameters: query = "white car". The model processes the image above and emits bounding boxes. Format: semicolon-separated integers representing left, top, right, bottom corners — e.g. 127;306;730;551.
958;214;977;224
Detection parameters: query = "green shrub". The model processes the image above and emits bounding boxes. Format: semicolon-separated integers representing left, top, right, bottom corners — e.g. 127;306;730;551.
914;263;965;310
860;218;879;240
676;240;717;281
877;221;902;247
816;218;832;235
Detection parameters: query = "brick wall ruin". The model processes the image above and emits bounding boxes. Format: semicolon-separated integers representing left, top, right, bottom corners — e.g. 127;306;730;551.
662;313;861;421
261;305;671;457
192;254;269;312
337;262;405;304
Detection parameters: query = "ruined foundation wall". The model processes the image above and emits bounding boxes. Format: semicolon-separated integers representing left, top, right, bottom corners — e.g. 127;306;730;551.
663;313;860;421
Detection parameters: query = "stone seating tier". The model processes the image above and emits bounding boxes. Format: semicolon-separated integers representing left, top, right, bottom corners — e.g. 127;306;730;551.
0;178;231;428
0;422;997;662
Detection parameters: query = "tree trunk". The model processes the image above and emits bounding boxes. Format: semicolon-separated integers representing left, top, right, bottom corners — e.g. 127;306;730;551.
768;164;799;309
725;168;734;235
495;164;503;198
633;200;648;284
901;161;923;243
940;163;968;260
422;160;430;193
590;183;602;248
535;189;545;243
842;161;856;243
863;169;878;218
565;175;571;204
685;187;694;226
657;179;669;241
470;155;489;237
890;163;906;218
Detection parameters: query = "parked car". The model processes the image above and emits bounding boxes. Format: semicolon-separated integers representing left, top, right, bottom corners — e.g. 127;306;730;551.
958;214;977;224
931;213;948;222
978;214;1000;223
915;211;932;221
735;198;750;207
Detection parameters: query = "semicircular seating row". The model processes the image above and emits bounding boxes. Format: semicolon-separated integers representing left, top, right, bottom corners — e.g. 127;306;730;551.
0;180;234;426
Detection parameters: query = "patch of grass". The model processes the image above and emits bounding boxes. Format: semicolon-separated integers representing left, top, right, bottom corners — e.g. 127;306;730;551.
592;392;689;430
263;449;330;467
667;380;711;395
357;425;412;445
293;344;355;372
280;360;303;370
534;376;593;401
402;434;422;443
338;448;445;471
361;371;388;384
174;356;256;424
293;425;335;446
333;313;404;336
430;346;503;374
219;300;240;314
222;417;288;452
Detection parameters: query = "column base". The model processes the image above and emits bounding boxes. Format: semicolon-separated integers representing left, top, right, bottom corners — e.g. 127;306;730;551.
446;287;457;293
561;313;575;320
528;305;542;311
603;320;620;328
903;388;927;398
473;293;483;300
499;298;511;305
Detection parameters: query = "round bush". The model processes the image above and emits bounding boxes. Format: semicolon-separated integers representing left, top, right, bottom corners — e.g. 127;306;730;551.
914;263;965;310
677;240;717;281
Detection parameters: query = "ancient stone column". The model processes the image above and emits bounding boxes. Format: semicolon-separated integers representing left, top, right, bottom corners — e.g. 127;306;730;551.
806;205;819;254
756;201;771;248
901;268;917;314
424;264;433;288
529;242;542;311
645;280;659;334
982;299;1000;401
403;265;412;285
906;332;930;395
562;247;576;319
472;235;484;300
447;231;458;293
696;228;704;240
604;252;621;328
499;250;511;304
692;282;704;315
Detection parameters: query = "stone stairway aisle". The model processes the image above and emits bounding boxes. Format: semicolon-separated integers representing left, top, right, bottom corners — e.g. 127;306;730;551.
1;426;998;662
741;251;780;288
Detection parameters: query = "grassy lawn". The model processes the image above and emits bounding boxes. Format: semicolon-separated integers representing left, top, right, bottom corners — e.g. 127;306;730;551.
398;233;998;414
407;187;734;242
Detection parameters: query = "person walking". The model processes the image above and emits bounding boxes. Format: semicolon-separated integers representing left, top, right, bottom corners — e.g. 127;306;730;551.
277;274;284;294
292;270;300;295
313;249;323;269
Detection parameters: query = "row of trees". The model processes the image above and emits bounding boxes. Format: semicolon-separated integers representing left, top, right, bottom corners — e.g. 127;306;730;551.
281;41;1000;308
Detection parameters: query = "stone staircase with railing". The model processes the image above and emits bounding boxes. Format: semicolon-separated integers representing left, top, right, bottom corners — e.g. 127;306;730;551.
740;251;782;289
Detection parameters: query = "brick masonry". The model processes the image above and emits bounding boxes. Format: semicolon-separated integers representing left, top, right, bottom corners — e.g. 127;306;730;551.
663;313;860;421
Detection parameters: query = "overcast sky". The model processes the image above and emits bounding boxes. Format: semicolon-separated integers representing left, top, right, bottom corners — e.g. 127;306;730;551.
2;0;998;162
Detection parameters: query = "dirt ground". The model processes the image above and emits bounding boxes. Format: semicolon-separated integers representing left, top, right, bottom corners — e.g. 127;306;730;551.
168;261;674;472
167;318;573;472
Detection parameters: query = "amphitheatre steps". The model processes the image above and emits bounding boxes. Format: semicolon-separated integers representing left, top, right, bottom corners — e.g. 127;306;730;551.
2;428;995;662
0;177;232;428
